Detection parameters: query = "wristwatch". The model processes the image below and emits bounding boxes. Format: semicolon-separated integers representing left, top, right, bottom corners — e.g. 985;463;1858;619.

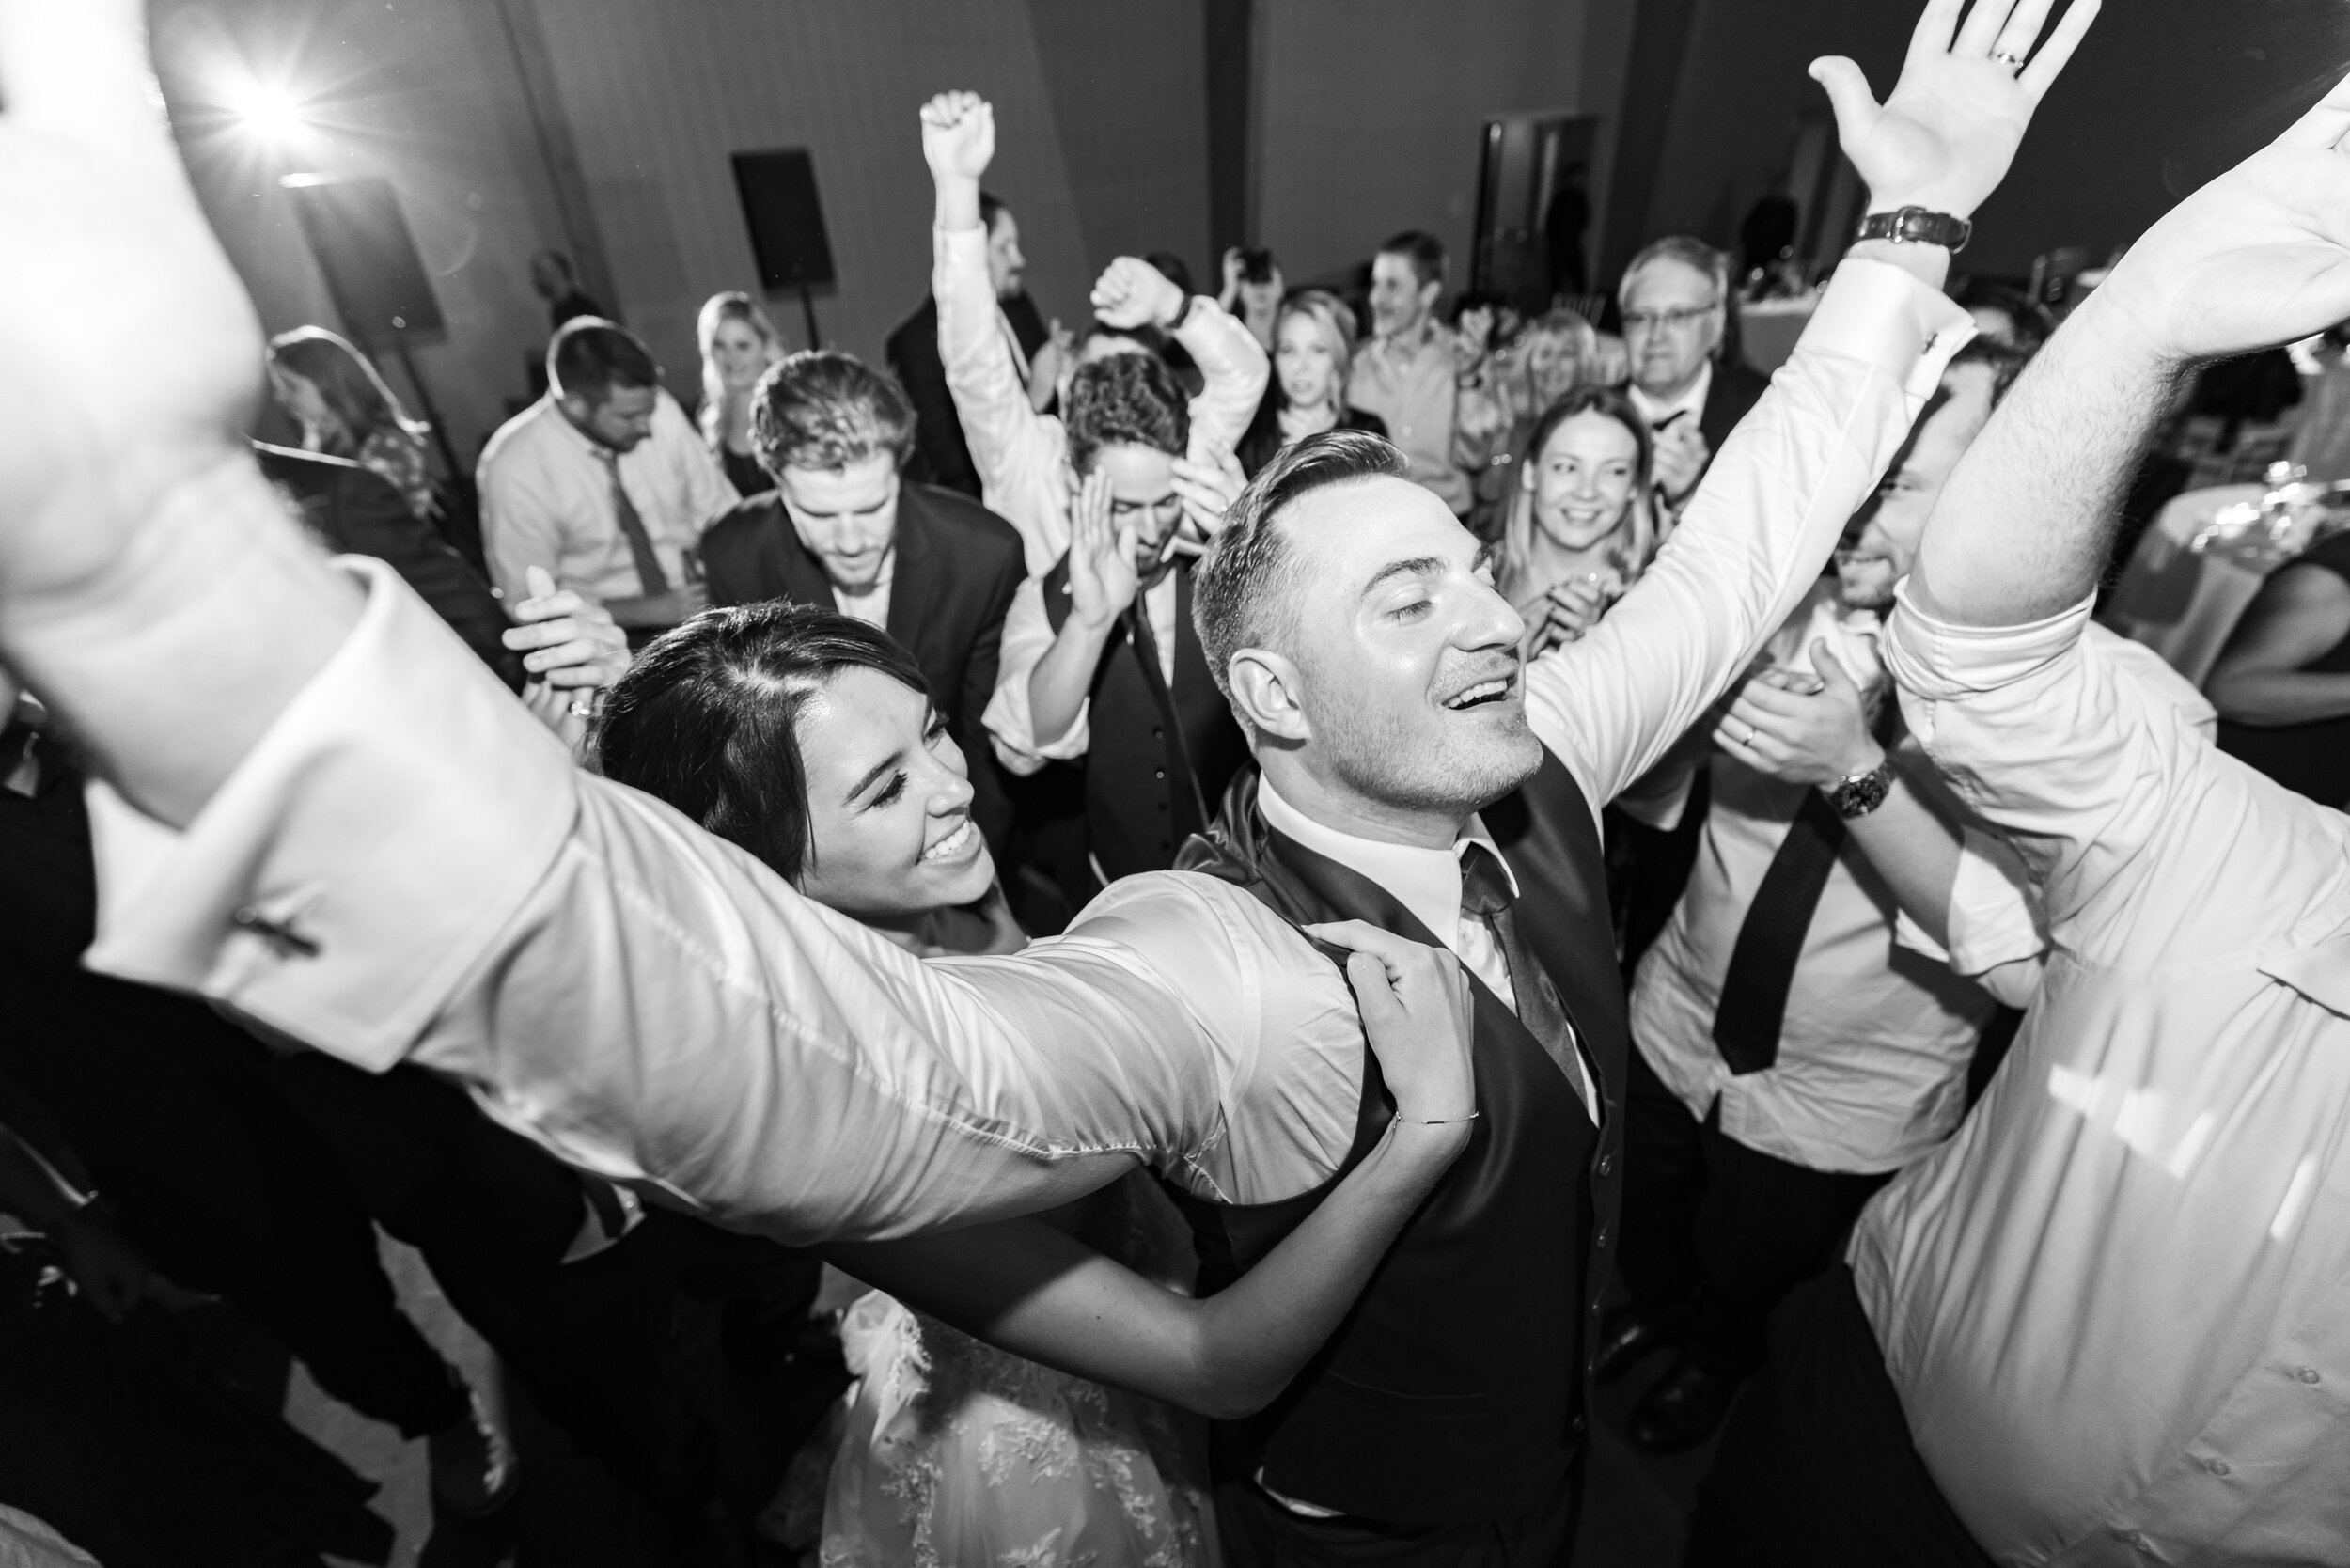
1822;757;1895;819
1853;206;1973;254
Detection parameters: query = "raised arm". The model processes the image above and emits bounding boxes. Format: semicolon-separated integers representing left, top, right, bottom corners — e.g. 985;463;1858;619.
831;923;1475;1419
0;12;1257;1245
1913;74;2350;630
1521;0;2094;807
1883;71;2350;956
924;91;1064;570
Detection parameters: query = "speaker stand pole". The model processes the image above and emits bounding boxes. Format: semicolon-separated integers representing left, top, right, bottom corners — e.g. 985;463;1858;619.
796;280;820;350
393;329;464;485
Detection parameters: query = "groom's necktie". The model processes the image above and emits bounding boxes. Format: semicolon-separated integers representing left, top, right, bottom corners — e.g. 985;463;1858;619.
1459;842;1578;1086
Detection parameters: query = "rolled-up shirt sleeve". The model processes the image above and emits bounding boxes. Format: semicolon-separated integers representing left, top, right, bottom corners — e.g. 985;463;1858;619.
1522;259;1974;814
1880;584;2341;971
81;557;1259;1243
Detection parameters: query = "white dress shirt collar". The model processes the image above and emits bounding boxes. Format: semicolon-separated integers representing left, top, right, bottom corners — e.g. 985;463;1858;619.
1255;771;1516;943
1628;357;1715;431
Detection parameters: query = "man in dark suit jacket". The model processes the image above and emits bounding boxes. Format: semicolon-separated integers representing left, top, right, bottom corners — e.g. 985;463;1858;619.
699;351;1026;855
254;442;526;691
885;190;1051;497
1618;236;1772;508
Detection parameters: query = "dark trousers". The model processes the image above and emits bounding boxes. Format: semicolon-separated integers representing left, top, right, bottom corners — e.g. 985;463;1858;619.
1618;1046;1890;1376
1215;1460;1580;1568
272;1053;819;1517
1684;1264;1996;1567
0;976;467;1438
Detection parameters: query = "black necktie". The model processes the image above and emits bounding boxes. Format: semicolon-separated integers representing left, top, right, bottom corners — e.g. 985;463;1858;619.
594;447;670;597
1711;790;1848;1075
1459;842;1581;1089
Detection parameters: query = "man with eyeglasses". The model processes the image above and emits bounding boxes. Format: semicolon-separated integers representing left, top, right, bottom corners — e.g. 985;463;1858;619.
983;347;1257;900
1620;237;1773;508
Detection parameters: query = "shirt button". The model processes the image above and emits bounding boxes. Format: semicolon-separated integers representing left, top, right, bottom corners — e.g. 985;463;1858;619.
1593;1225;1610;1250
1154;768;1166;780
2295;1366;2324;1385
2201;1457;2231;1477
1597;1153;1615;1177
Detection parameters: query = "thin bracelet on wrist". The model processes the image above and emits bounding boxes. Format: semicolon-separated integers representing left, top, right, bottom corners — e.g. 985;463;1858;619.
1392;1110;1480;1127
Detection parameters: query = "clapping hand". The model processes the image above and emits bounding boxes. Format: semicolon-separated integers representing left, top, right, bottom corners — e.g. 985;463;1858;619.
1302;921;1477;1145
1812;0;2101;218
2094;70;2350;364
1522;573;1621;656
1091;258;1185;334
1651;416;1711;503
1064;468;1140;631
1169;440;1246;553
1713;641;1884;786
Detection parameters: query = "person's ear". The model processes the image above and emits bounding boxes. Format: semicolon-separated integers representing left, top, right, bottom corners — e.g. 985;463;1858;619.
1227;649;1310;744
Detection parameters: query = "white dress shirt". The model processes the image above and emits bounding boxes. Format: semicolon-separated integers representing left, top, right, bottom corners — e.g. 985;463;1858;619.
1256;775;1598;1121
1854;584;2350;1565
934;226;1267;577
73;259;1969;1250
1634;588;2217;1174
476;389;738;606
984;569;1181;772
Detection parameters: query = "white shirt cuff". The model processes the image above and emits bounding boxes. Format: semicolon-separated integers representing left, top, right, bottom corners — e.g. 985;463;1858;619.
84;557;579;1071
1882;581;2099;701
1802;259;1980;401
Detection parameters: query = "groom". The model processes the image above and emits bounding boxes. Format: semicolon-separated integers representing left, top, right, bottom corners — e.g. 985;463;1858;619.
4;2;2071;1559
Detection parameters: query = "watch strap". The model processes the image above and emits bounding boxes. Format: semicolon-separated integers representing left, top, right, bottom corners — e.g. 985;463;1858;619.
1853;206;1973;254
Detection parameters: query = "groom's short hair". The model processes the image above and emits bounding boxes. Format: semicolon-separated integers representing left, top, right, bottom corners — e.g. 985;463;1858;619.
1194;430;1410;705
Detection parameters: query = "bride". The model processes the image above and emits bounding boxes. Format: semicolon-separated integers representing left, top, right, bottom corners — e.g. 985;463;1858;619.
595;601;1477;1568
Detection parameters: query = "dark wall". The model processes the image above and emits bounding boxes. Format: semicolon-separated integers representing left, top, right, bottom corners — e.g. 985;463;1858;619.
1618;0;2350;284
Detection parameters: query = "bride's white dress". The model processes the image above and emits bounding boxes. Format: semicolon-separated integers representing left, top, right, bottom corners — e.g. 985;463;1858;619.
819;1178;1217;1568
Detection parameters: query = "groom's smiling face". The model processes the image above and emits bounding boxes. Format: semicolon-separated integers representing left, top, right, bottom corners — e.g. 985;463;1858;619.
1280;476;1545;816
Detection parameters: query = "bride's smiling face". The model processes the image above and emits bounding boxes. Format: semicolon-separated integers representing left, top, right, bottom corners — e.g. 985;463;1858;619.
791;666;995;920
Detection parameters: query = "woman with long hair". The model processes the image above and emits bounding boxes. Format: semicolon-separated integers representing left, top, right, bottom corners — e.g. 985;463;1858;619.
265;327;437;520
1233;290;1386;478
595;602;1476;1568
1495;384;1669;656
696;290;786;496
1459;306;1602;540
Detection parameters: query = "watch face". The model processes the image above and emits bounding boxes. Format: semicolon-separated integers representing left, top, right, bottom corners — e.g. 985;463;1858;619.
1830;767;1892;818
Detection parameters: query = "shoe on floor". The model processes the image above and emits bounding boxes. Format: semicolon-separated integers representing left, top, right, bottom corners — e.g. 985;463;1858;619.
1625;1356;1741;1454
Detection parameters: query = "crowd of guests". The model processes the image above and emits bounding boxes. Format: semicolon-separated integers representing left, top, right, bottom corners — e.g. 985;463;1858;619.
8;1;2350;1566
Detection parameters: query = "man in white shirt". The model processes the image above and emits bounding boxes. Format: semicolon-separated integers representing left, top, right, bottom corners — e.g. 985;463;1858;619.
1622;237;1774;508
478;319;738;645
1611;337;2217;1455
0;5;2075;1557
1684;63;2350;1568
925;93;1265;578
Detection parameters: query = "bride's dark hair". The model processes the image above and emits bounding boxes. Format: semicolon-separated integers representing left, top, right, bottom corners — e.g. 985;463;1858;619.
596;603;930;881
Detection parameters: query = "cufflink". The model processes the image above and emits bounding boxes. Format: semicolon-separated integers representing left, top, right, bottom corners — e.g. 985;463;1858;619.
232;905;321;959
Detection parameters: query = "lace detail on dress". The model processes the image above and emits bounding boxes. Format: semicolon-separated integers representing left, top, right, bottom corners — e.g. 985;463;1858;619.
819;1175;1215;1568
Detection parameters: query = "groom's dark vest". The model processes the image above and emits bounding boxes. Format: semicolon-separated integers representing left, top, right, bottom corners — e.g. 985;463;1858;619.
1167;751;1629;1525
1040;554;1251;883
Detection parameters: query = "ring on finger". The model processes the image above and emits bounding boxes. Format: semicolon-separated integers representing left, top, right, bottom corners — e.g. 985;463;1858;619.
1740;721;1757;747
1991;48;2026;73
